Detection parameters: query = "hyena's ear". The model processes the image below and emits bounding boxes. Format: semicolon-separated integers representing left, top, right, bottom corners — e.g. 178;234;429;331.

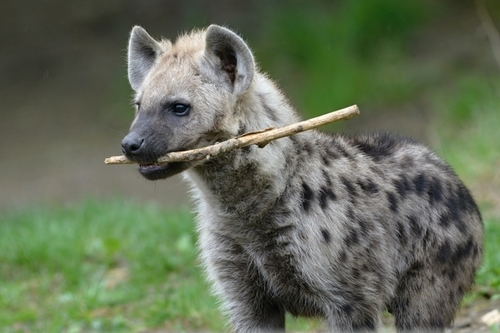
127;26;167;91
204;25;255;95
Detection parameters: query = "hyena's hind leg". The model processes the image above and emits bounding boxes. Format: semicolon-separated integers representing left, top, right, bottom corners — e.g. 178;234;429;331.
389;261;475;333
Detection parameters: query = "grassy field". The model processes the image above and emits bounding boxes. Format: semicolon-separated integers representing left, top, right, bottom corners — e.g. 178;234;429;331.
0;201;220;332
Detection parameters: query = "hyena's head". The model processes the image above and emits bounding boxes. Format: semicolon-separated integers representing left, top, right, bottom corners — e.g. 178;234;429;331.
121;25;255;180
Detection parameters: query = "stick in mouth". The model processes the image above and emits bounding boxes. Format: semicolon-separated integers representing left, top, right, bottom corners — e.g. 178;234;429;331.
105;105;360;165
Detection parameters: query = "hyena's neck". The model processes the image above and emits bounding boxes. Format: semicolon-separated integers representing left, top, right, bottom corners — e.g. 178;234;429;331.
186;74;303;220
234;74;300;132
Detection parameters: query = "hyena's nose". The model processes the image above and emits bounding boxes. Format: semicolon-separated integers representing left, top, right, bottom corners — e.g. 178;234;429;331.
121;132;145;156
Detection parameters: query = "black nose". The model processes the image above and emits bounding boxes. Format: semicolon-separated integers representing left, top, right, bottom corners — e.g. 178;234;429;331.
121;132;145;156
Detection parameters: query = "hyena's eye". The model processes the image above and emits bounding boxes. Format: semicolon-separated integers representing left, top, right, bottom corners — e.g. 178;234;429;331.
171;103;191;117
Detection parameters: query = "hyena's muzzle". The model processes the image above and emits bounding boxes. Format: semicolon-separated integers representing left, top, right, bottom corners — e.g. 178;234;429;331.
121;118;192;181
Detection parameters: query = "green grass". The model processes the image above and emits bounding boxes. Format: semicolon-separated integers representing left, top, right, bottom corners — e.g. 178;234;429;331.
0;200;223;332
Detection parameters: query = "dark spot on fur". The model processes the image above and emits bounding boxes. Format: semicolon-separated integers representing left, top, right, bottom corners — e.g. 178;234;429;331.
345;228;359;246
322;170;332;186
436;241;451;263
320;228;331;244
301;182;314;212
353;133;403;162
408;215;423;238
289;135;300;147
352;293;364;303
265;224;296;240
339;250;347;262
458;183;480;215
397;222;408;246
340;303;353;316
319;187;337;209
322;155;330;166
347;207;355;221
332;141;352;159
406;261;424;278
326;147;340;160
427;177;444;205
413;173;426;195
351;267;361;280
473;244;482;259
422;229;431;249
452;237;474;261
386;191;399;212
237;123;247;135
303;142;313;156
428;318;445;329
358;178;379;194
446;266;457;281
341;177;357;197
393;176;412;199
354;317;376;330
445;194;467;233
358;219;370;236
439;212;452;228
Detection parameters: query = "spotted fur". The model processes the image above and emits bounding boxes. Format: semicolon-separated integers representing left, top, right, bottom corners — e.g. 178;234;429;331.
121;25;483;332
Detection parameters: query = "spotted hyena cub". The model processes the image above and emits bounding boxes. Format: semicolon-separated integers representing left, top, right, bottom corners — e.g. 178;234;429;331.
121;25;483;332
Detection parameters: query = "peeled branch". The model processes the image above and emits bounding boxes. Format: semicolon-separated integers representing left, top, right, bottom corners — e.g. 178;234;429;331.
105;104;360;165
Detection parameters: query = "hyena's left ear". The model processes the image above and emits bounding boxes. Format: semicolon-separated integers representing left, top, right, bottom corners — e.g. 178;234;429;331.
204;25;255;95
127;26;168;91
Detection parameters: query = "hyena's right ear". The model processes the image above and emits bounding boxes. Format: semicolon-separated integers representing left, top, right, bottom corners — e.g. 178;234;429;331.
204;25;255;95
127;26;167;91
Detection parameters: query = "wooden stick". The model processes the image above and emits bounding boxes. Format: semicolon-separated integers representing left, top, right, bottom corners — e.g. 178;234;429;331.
105;104;359;165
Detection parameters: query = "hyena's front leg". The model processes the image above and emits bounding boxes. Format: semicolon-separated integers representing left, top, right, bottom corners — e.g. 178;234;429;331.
202;232;285;333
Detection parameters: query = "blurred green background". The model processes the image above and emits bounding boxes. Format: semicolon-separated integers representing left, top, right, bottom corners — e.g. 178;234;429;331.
1;0;500;332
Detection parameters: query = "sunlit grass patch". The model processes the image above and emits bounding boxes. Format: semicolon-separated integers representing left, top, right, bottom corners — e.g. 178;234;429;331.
0;200;222;332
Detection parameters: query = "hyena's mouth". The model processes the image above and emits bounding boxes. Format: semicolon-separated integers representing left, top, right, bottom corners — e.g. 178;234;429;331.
138;162;191;181
139;163;167;173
